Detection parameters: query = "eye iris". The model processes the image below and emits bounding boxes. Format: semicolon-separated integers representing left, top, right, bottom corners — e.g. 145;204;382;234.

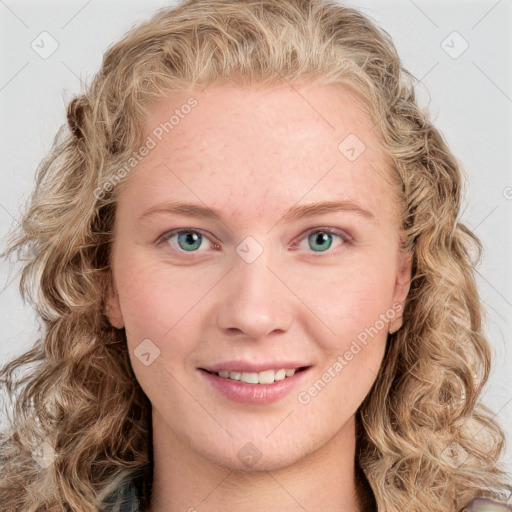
177;231;202;251
309;232;333;252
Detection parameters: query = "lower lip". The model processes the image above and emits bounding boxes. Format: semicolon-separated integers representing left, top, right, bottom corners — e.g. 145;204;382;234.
198;368;311;405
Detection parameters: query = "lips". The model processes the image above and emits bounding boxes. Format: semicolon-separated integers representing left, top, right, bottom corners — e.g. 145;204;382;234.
199;364;312;404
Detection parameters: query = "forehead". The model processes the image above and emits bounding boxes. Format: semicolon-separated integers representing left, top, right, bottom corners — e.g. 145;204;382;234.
124;82;399;225
144;81;380;158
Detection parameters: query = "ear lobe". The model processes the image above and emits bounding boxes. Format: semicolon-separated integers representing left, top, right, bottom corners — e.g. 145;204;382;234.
105;284;124;329
389;250;413;333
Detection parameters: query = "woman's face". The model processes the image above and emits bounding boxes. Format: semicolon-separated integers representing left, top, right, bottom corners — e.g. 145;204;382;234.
106;82;412;471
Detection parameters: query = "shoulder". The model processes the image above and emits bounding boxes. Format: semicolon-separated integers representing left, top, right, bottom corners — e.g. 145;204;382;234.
464;497;512;511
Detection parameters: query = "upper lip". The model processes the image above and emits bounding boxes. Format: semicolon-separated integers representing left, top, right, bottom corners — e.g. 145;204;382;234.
200;361;311;373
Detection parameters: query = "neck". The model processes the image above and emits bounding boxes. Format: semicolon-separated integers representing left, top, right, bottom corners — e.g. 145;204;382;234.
148;412;364;512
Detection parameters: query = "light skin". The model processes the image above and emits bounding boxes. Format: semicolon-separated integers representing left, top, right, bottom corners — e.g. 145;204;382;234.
105;81;412;512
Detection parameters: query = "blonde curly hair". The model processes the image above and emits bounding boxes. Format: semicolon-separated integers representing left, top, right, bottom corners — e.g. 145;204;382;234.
1;0;511;510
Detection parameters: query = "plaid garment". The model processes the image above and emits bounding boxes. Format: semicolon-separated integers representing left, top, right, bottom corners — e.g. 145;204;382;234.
100;478;143;512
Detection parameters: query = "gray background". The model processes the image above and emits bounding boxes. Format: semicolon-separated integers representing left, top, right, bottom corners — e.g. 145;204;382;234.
1;0;511;474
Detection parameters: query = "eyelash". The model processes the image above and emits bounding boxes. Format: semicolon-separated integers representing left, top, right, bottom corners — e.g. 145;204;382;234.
157;226;352;257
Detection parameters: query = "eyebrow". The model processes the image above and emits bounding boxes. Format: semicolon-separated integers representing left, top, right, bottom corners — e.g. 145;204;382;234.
138;199;376;225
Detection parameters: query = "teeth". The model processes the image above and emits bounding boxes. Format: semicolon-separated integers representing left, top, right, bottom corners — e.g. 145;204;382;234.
274;369;286;381
216;368;298;384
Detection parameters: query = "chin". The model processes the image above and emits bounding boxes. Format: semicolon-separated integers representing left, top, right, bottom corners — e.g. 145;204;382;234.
192;433;310;473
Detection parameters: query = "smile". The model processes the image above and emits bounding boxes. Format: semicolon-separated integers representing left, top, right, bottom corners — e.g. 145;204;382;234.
205;367;306;384
199;366;311;404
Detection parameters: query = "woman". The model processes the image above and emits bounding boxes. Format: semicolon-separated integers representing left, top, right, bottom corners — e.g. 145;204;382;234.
1;0;511;511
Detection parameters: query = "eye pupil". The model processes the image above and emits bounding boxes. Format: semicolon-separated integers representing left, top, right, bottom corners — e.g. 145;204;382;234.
178;231;202;251
309;232;333;252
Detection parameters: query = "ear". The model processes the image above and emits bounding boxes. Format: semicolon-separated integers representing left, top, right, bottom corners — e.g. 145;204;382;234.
105;281;125;329
389;249;413;334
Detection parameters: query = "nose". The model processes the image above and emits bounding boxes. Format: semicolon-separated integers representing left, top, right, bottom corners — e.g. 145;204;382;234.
215;247;294;340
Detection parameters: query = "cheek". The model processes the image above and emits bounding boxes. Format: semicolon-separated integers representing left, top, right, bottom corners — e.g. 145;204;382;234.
114;251;214;359
292;252;397;351
114;261;196;395
296;266;393;416
113;252;180;341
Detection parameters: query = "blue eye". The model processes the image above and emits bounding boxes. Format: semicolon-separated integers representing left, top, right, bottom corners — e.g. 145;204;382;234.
176;231;202;251
159;229;215;252
294;227;350;254
309;231;334;252
158;227;350;255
